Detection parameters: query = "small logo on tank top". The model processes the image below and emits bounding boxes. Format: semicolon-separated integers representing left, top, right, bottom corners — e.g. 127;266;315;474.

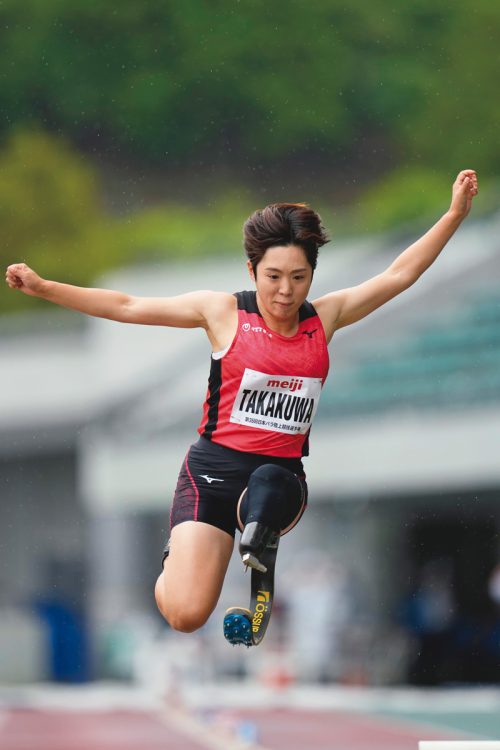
302;329;317;339
241;322;272;338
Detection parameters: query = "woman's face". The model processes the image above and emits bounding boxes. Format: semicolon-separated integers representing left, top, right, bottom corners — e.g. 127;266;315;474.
248;244;313;322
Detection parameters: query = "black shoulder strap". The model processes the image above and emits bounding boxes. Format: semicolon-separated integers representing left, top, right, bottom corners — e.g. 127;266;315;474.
298;300;317;322
234;290;260;315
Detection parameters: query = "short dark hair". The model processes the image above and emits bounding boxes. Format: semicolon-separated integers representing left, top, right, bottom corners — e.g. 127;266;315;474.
243;202;329;275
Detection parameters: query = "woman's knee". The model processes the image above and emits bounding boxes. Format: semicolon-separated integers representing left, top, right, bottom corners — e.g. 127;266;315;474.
165;607;210;633
154;575;211;633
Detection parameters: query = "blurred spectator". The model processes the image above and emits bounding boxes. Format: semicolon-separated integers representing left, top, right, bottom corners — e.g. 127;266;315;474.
399;558;456;685
283;550;352;682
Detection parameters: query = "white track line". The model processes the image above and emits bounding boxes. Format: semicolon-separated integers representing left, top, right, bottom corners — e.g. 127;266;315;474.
158;704;271;750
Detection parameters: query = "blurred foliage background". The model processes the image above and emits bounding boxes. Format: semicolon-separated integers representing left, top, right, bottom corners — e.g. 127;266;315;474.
1;0;499;312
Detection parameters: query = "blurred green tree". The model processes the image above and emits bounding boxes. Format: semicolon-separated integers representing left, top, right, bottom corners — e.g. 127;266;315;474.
0;129;113;312
2;0;494;173
0;129;252;313
352;166;451;233
1;0;497;314
399;1;500;175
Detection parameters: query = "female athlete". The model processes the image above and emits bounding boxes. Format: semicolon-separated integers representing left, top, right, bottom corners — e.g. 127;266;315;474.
5;169;478;644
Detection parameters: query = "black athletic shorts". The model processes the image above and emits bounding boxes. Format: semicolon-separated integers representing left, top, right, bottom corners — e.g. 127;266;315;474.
169;436;308;538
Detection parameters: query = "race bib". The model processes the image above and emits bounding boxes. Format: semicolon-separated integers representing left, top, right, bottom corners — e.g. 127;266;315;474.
230;368;323;434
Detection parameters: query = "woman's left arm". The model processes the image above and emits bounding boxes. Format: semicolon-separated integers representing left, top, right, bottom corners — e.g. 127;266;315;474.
314;169;478;342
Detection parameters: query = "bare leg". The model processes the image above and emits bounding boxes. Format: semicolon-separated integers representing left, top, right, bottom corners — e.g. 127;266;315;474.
155;521;234;633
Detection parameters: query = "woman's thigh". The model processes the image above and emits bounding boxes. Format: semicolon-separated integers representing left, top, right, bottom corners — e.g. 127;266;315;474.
155;520;234;632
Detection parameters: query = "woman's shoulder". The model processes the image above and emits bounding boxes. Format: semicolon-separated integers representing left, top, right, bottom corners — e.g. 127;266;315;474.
201;290;237;308
201;290;238;322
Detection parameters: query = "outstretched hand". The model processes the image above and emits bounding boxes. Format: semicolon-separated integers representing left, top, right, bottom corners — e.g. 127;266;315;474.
5;263;45;297
450;169;478;219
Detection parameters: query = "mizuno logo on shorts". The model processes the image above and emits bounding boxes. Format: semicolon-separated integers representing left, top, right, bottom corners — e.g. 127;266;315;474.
199;474;224;484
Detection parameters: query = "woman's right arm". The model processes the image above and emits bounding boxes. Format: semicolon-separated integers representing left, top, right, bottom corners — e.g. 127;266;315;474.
5;262;233;331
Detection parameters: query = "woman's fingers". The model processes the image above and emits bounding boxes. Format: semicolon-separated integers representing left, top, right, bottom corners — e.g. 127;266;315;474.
456;169;478;194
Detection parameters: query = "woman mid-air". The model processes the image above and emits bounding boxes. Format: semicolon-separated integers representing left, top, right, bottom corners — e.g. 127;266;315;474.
5;169;478;646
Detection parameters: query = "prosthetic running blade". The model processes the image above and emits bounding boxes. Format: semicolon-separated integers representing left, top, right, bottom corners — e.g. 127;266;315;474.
223;535;279;647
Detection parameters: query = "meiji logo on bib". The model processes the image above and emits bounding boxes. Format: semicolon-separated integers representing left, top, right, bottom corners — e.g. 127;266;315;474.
230;368;322;435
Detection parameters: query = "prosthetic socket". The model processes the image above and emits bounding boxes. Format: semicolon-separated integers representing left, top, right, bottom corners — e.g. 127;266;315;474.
238;463;304;571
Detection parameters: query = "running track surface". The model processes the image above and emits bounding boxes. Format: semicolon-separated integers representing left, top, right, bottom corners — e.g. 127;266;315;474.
0;705;470;750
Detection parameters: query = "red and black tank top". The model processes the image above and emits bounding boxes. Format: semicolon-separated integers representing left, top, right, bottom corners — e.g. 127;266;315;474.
197;291;330;457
